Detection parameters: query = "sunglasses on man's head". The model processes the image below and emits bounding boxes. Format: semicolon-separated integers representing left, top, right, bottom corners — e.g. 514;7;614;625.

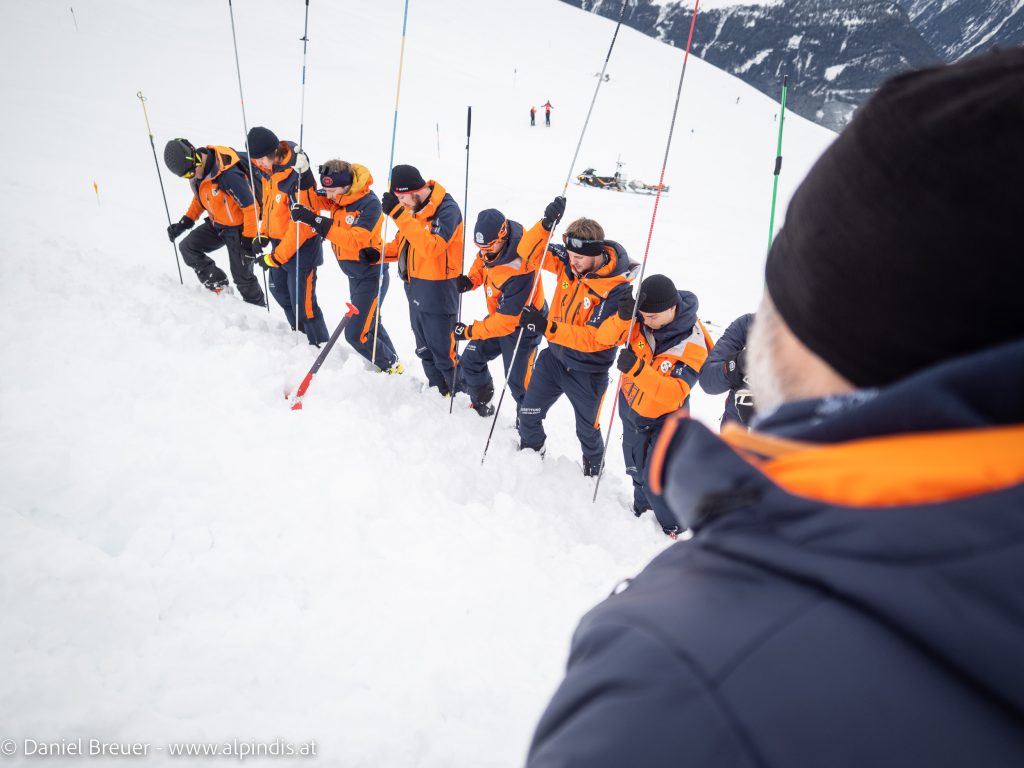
562;234;605;257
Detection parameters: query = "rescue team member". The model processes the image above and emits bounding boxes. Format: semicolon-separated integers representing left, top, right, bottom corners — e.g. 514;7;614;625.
516;209;637;475
597;274;713;532
699;312;755;429
451;200;560;416
163;138;266;305
528;49;1024;768
289;160;403;373
246;126;330;347
381;164;463;396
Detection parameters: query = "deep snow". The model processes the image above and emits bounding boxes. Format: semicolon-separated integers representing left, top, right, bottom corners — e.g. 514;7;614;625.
0;0;835;765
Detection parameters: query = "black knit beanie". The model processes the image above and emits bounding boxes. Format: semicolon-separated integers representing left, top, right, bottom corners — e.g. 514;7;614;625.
765;47;1024;388
638;274;678;313
246;126;279;159
390;164;427;193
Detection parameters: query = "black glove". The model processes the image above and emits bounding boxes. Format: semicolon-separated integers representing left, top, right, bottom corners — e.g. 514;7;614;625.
358;247;381;265
290;203;332;238
251;234;272;255
725;348;748;388
452;321;472;340
617;290;636;321
617;347;642;375
542;196;566;230
455;275;474;293
166;216;193;242
381;191;402;217
518;306;549;335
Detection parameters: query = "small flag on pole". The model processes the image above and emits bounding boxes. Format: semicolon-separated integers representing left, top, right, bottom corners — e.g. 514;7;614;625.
93;180;100;206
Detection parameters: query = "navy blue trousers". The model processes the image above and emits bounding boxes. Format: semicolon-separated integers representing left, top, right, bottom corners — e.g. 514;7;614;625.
518;349;608;465
268;251;329;346
408;303;456;392
343;267;398;368
459;331;541;406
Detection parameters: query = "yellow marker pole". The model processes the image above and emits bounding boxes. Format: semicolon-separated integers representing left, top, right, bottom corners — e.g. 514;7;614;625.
93;180;100;206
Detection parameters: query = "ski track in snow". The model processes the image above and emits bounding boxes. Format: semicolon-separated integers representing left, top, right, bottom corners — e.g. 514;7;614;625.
0;0;835;764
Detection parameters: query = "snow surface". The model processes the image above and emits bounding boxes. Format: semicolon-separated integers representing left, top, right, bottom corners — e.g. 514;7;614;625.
0;0;834;765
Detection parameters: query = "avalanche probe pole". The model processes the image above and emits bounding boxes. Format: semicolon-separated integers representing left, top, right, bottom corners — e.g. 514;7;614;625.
481;0;630;465
766;75;788;254
371;0;411;367
448;106;472;414
136;91;184;285
293;0;312;332
288;304;359;410
592;0;701;502
227;0;270;311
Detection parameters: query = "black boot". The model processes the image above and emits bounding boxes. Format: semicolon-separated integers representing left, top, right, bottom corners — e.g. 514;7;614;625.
470;401;495;417
582;457;601;477
470;383;495;417
200;266;229;293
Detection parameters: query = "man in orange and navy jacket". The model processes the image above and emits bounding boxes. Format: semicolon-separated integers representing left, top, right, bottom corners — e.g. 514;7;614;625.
451;205;552;417
246;126;329;346
163;138;265;305
516;205;638;475
596;274;714;531
381;164;463;396
289;160;402;372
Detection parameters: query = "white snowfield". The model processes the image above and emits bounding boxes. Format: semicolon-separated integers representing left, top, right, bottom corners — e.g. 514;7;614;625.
0;0;834;765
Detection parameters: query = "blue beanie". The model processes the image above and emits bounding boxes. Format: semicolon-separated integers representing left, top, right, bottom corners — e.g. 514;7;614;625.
474;209;506;246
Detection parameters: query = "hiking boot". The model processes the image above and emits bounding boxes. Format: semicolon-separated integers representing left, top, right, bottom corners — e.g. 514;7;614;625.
582;457;601;477
384;361;405;375
470;401;495;418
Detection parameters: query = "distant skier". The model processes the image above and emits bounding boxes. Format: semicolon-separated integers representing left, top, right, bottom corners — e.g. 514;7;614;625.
596;274;714;532
543;100;553;127
698;312;755;429
162;138;266;305
451;203;556;417
381;164;464;397
517;206;637;475
289;160;404;374
246;126;330;347
530;106;537;126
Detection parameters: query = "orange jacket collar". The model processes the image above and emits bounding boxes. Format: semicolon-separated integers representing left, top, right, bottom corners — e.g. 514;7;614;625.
411;180;447;219
720;422;1024;508
337;164;373;207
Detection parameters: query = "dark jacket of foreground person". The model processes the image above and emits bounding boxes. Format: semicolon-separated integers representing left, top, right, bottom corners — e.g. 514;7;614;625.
528;339;1024;767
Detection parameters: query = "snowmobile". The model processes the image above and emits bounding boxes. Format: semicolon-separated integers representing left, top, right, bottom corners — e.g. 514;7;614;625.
576;167;625;191
576;157;670;195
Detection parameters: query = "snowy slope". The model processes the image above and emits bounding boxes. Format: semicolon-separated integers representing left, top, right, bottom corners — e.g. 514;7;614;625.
0;0;835;765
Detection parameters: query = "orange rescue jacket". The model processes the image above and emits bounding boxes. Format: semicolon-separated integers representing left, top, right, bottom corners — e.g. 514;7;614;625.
183;145;258;238
465;219;549;340
308;164;383;261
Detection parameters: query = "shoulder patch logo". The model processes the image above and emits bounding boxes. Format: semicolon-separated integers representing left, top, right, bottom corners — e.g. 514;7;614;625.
275;193;282;203
486;286;494;298
561;281;569;290
583;297;592;310
660;360;673;374
345;214;355;225
211;188;220;196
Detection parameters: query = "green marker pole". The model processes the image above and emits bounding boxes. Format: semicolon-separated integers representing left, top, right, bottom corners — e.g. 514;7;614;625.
766;75;789;254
